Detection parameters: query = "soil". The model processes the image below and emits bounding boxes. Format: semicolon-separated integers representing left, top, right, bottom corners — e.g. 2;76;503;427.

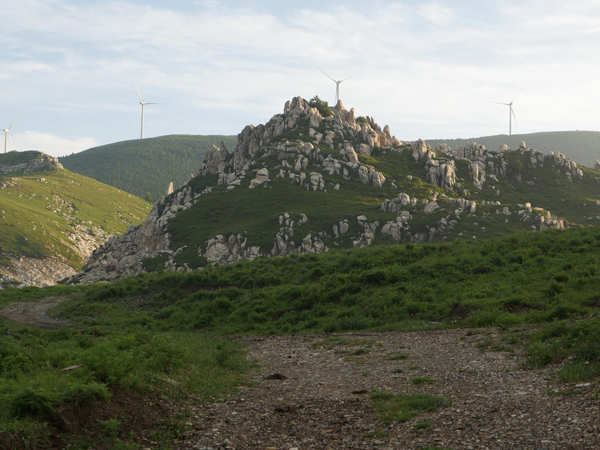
175;331;600;450
0;296;76;329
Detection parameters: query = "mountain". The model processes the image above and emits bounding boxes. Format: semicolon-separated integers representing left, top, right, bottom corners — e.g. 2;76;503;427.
67;96;600;285
0;151;152;288
425;130;600;168
59;134;237;201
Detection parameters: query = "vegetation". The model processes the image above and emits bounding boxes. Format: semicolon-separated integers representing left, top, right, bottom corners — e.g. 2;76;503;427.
5;225;600;444
0;309;250;448
59;134;237;201
425;130;600;168
308;96;333;117
0;154;150;270
3;226;600;383
370;390;450;424
164;137;600;273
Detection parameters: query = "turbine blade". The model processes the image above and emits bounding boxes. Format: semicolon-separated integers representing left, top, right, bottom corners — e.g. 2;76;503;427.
144;102;159;105
134;81;144;102
511;86;525;103
340;74;359;82
9;133;14;150
134;109;142;126
512;108;519;129
8;114;21;131
485;101;510;105
314;65;336;82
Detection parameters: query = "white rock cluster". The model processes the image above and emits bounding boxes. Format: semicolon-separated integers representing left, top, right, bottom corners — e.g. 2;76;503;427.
0;151;63;174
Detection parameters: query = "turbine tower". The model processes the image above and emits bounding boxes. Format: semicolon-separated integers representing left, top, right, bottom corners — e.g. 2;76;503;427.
315;66;357;104
487;88;524;136
135;82;157;139
3;115;20;153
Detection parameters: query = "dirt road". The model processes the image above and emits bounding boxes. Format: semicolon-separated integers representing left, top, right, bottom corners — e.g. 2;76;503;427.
176;330;600;450
0;296;74;329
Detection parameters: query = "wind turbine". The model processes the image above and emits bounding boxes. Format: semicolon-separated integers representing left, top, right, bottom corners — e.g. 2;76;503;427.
134;82;157;139
315;65;358;105
3;115;20;153
487;88;524;136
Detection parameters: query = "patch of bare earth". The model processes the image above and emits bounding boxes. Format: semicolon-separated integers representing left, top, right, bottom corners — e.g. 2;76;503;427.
176;330;600;450
0;296;75;329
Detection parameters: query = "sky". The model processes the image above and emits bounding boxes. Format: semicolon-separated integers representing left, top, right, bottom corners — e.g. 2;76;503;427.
2;0;600;157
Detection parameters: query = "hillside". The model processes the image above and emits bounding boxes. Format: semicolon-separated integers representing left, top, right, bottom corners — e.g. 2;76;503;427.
67;96;600;284
0;151;152;287
425;130;600;168
59;134;237;201
4;225;600;448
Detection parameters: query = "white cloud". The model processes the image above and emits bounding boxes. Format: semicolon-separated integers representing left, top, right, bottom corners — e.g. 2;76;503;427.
419;3;454;26
10;131;99;158
1;1;600;152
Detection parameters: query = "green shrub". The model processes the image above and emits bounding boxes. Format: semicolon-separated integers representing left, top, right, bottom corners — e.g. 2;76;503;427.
308;96;333;117
9;388;58;418
61;382;111;404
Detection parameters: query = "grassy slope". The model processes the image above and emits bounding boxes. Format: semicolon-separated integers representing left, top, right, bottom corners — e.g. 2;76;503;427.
425;130;600;167
4;226;600;445
51;226;600;336
165;145;600;262
59;135;237;201
0;287;250;449
0;163;151;269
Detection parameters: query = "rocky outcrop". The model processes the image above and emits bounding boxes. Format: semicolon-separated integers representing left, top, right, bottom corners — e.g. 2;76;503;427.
0;151;63;174
198;141;230;176
66;98;583;285
0;256;77;289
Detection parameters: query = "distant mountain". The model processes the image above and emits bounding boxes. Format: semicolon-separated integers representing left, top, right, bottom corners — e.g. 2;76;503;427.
425;130;600;168
67;97;600;284
59;135;237;201
0;151;151;287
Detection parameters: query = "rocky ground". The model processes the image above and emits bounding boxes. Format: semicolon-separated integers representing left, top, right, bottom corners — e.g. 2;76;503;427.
175;330;600;450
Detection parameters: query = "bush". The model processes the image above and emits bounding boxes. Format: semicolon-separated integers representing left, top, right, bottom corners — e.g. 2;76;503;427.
9;388;58;418
308;96;333;117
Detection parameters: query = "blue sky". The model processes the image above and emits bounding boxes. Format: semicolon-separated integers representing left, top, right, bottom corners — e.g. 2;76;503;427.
2;0;600;157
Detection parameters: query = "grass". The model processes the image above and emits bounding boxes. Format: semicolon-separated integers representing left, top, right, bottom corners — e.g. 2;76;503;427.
413;420;435;429
0;316;251;448
370;390;450;425
412;377;438;385
0;154;150;270
3;226;600;382
157;125;600;276
2;222;600;447
386;353;409;360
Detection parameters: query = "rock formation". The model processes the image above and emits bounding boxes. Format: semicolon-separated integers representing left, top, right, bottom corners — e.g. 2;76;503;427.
66;97;590;285
0;151;63;174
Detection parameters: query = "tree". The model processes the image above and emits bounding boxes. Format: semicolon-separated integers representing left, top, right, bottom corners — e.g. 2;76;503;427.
143;192;152;203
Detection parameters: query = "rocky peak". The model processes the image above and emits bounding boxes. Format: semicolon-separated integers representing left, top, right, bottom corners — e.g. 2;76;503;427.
0;151;63;175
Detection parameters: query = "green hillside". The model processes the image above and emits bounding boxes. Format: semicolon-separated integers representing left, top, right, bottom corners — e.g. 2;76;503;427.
59;134;237;202
168;144;600;258
0;151;151;272
426;130;600;167
73;97;600;284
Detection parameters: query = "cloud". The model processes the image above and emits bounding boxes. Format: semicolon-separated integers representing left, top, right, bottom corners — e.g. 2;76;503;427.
419;3;454;26
2;1;600;148
10;131;99;158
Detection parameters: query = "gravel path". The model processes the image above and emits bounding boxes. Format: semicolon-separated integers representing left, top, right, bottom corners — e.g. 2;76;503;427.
177;330;600;450
0;296;74;329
